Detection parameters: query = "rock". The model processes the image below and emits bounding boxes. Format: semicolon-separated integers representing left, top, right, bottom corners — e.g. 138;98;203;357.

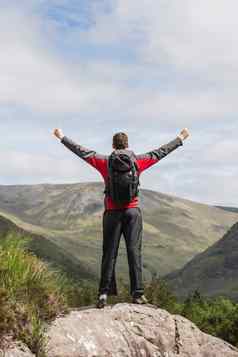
45;303;238;357
0;341;34;357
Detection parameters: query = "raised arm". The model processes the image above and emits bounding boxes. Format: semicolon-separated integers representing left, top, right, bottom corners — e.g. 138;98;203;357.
136;128;190;173
53;128;108;176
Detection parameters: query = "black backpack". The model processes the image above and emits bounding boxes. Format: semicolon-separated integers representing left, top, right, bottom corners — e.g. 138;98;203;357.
104;149;140;205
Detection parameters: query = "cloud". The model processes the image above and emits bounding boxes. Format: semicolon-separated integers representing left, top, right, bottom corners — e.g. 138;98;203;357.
0;148;102;185
0;3;124;115
1;1;238;120
86;0;238;74
0;1;237;206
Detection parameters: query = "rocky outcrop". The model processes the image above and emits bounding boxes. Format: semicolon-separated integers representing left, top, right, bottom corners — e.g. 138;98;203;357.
1;303;238;356
45;303;238;357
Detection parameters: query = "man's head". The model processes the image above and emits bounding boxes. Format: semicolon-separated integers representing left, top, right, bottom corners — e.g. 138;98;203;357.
112;132;128;150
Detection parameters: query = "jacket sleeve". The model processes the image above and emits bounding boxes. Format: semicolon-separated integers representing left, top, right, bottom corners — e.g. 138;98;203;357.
136;136;183;173
60;136;108;177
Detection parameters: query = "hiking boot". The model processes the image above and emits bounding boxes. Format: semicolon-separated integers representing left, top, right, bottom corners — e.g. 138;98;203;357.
96;294;107;309
132;294;148;305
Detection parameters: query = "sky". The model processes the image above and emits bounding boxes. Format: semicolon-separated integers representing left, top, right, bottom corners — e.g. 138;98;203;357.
1;0;237;206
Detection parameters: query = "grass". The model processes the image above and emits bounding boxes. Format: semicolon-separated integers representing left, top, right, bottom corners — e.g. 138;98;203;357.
0;233;70;356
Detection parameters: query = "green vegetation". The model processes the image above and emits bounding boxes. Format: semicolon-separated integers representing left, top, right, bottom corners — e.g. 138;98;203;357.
180;291;238;346
0;233;69;355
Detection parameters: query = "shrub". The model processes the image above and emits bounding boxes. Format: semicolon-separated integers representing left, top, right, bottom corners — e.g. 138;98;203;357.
145;278;181;313
181;291;238;346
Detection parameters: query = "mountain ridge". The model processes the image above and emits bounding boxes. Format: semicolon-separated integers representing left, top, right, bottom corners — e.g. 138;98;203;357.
0;182;237;280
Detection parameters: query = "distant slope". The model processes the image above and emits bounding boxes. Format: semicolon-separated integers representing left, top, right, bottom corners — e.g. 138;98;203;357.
166;221;238;300
0;182;237;280
0;214;96;281
216;206;238;214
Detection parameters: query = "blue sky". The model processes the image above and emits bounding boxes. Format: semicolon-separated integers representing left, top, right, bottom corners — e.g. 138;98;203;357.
1;0;238;206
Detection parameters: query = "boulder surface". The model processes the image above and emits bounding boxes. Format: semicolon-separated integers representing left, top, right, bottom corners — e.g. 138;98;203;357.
45;303;238;357
0;340;34;357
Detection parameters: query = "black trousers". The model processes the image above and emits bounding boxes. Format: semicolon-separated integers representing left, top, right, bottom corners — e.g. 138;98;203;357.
98;207;144;298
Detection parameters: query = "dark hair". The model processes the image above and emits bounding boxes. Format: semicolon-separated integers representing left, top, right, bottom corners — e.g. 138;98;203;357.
112;132;128;149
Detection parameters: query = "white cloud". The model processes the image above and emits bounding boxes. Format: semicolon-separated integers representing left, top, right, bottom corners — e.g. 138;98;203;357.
1;1;238;120
0;148;102;184
0;5;123;114
0;1;237;206
64;0;238;121
87;0;238;75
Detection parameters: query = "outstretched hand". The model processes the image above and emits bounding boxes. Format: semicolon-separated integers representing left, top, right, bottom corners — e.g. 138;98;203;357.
178;128;190;141
53;128;64;140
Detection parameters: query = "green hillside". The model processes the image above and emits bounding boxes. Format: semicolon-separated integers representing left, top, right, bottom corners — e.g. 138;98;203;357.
166;221;238;300
0;215;95;281
0;182;237;281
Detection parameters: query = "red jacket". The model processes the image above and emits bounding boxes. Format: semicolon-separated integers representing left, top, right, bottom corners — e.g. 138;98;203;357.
61;136;183;210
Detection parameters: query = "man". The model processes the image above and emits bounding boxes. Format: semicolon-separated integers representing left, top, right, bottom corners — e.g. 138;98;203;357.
53;128;190;308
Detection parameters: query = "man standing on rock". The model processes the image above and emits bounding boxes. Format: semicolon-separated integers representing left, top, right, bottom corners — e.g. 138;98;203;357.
53;128;190;308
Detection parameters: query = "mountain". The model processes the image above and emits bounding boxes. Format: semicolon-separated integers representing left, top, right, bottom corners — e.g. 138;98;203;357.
166;221;238;300
0;182;237;281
